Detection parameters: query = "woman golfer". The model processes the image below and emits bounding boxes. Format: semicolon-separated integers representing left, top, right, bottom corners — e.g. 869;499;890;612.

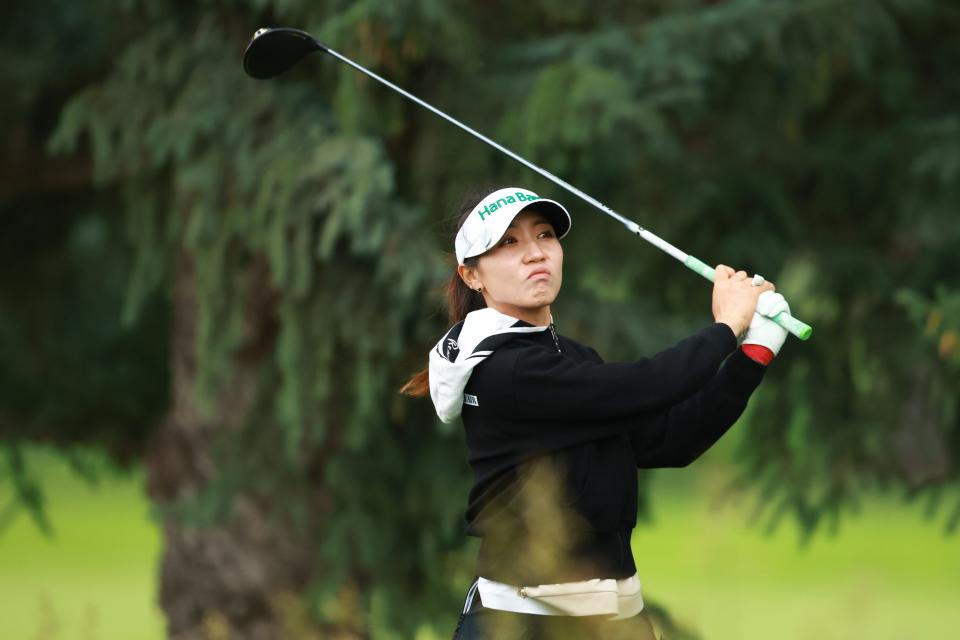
402;186;790;639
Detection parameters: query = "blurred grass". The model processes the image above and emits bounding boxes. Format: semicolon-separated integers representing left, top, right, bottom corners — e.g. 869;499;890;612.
635;464;960;640
0;448;164;640
1;448;958;640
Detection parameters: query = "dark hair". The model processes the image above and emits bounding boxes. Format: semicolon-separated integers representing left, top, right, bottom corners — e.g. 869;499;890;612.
400;186;499;397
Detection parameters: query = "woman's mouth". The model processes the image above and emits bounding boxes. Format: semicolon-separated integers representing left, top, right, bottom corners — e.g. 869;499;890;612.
527;269;551;280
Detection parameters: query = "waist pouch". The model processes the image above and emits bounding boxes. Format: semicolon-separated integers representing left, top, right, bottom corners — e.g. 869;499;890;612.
478;574;642;618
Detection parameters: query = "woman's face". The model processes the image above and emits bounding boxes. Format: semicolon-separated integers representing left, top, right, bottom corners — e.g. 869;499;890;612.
460;209;564;325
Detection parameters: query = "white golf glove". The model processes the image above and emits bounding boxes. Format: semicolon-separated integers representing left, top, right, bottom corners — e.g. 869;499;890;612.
742;291;791;356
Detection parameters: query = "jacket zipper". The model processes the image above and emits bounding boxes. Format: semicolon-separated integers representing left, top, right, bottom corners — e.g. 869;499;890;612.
549;322;561;352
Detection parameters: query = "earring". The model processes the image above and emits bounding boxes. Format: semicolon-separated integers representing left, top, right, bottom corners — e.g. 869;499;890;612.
476;286;483;293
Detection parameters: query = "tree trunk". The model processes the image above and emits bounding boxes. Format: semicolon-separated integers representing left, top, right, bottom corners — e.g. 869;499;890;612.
143;249;315;640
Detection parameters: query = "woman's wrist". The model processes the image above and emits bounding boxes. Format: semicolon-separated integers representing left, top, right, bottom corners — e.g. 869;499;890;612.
715;317;745;338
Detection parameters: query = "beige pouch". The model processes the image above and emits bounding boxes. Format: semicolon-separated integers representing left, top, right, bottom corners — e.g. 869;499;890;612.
520;578;622;617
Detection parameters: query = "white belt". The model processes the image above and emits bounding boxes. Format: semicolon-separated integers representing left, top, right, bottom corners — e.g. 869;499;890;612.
476;573;644;620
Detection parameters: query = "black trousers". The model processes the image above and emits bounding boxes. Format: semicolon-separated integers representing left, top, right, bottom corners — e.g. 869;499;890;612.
452;578;661;640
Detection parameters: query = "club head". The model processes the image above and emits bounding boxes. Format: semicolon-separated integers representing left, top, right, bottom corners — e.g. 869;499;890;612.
243;27;326;79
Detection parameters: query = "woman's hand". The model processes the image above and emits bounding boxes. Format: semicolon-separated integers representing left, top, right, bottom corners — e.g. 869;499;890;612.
711;265;776;337
742;291;791;355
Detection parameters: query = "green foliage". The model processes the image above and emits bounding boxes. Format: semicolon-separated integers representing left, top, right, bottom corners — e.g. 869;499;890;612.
3;0;960;636
0;200;168;531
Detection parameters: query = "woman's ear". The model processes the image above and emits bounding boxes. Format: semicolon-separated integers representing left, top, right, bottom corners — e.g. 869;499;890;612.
458;264;481;291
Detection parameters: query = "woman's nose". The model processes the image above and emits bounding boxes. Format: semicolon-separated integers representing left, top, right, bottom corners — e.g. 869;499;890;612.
522;239;546;262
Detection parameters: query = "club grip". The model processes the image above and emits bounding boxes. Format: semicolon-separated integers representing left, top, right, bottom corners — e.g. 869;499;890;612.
682;255;813;341
771;311;813;341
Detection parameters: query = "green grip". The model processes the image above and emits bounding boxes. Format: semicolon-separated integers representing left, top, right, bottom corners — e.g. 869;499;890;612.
772;312;812;341
683;255;717;281
682;255;813;341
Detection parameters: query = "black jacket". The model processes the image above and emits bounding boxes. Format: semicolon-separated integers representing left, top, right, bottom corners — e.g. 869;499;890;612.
460;322;766;584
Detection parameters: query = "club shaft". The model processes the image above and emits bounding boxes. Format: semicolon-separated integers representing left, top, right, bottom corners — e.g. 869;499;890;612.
327;52;649;232
323;46;812;340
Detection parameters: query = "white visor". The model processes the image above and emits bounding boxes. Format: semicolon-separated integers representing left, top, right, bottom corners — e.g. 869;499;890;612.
454;187;571;265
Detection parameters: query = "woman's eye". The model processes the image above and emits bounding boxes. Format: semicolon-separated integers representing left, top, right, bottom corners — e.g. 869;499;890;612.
538;230;555;239
500;237;516;246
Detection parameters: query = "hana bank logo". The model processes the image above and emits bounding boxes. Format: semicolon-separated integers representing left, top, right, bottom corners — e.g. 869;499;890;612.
475;191;540;221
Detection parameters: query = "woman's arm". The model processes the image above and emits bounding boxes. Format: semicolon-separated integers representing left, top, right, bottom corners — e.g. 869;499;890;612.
491;263;775;425
500;322;737;423
629;349;767;468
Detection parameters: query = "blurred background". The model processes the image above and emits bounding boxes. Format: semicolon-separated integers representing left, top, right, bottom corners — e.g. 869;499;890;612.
2;1;958;638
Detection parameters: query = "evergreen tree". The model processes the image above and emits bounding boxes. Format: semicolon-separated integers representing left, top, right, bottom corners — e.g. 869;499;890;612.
2;0;958;637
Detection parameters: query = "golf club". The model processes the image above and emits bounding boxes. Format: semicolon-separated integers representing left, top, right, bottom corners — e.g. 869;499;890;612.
242;27;812;341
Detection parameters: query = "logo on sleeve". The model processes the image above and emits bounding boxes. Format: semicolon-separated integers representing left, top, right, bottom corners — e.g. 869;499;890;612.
442;338;460;362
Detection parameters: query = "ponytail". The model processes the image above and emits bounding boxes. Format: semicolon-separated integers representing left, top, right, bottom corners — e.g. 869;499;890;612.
399;263;484;397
